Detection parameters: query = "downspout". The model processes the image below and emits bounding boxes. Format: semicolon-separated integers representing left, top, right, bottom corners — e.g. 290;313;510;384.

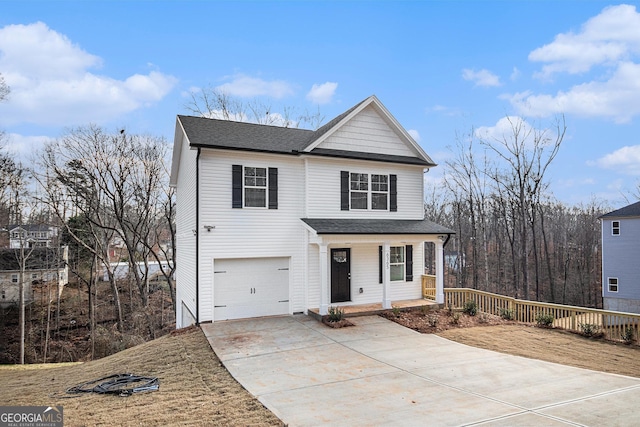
195;147;201;325
443;233;452;248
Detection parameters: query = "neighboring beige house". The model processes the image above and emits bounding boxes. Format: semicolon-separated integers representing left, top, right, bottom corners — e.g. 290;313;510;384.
170;95;453;326
0;247;68;306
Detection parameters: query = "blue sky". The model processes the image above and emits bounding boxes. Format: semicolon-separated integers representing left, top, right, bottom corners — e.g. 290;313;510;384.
1;1;639;207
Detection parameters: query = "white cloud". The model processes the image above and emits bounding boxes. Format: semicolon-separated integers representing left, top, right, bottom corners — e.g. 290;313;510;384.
306;82;338;104
462;68;501;87
474;116;535;143
0;22;177;127
510;67;521;81
505;61;640;122
407;129;420;142
594;145;640;175
511;5;640;122
529;4;640;78
216;74;294;99
4;133;52;160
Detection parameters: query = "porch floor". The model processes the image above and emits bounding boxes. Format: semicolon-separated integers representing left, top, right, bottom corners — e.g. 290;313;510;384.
308;298;442;321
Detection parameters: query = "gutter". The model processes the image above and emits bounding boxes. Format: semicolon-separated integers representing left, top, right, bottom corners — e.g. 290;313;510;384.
195;147;201;325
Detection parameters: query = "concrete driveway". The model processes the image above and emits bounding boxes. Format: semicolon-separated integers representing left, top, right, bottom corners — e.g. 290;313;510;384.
201;315;640;426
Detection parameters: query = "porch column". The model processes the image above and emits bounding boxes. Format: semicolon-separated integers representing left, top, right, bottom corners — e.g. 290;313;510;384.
382;241;391;309
435;238;445;304
319;244;329;315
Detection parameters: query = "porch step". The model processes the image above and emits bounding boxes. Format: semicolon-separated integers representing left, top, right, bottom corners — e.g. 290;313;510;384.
308;299;443;321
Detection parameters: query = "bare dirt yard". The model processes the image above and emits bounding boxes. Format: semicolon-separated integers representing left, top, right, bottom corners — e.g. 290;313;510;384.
2;311;640;426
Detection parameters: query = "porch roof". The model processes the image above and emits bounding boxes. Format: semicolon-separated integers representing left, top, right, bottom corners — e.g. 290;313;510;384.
301;218;455;235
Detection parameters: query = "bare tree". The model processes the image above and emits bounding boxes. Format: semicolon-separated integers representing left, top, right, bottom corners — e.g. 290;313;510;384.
479;116;565;300
186;87;325;129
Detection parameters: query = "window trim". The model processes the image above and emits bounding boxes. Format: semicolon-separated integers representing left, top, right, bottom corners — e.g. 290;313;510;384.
243;166;268;208
608;277;619;293
11;274;18;283
345;172;393;211
232;165;278;209
390;246;405;282
612;221;620;236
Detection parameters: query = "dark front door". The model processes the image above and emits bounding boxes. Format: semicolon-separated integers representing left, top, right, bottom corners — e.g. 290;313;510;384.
331;248;351;303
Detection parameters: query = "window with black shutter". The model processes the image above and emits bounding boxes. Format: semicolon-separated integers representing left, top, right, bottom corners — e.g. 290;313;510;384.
232;165;278;209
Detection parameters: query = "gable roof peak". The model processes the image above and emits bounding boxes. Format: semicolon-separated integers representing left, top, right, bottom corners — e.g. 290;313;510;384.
600;200;640;219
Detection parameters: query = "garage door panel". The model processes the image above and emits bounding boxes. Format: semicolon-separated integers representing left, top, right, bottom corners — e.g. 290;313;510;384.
214;257;290;321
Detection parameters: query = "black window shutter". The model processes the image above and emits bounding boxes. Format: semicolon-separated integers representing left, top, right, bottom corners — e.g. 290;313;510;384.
341;171;350;211
268;167;278;209
232;165;243;208
390;174;397;212
379;246;383;284
405;245;413;281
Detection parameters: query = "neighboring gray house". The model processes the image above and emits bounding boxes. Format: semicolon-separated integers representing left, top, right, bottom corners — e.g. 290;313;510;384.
170;95;454;327
8;225;58;249
600;201;640;313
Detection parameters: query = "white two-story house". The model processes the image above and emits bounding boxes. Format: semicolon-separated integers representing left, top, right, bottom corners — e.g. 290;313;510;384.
170;95;454;327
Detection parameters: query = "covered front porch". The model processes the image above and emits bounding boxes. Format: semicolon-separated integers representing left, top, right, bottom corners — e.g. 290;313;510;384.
301;218;454;316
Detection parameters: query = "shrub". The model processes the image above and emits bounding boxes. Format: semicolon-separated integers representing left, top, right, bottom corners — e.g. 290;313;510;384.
447;303;454;315
427;314;438;327
391;306;401;317
499;308;514;320
478;313;489;324
451;312;461;325
622;327;635;344
579;323;601;338
462;300;478;316
327;306;344;322
535;313;554;328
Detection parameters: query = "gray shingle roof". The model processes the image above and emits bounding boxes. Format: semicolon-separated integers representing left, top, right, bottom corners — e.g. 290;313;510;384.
600;201;640;218
301;218;455;235
177;96;436;167
178;115;313;154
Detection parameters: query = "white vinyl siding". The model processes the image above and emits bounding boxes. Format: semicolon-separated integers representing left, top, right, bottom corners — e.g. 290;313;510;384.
174;131;198;327
315;105;417;157
305;157;424;219
198;150;306;320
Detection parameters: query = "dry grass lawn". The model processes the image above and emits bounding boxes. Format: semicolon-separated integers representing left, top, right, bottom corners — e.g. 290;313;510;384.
0;326;282;426
439;324;640;378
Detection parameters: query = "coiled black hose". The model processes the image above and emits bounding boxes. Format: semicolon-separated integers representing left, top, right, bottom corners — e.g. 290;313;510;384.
66;373;159;397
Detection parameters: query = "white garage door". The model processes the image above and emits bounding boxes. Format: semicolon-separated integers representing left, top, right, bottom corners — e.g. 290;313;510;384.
213;257;290;321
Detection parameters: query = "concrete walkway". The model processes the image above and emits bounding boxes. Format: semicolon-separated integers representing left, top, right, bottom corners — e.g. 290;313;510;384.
201;315;640;426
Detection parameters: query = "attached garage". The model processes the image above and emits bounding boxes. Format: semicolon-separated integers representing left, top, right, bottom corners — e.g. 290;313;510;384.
213;257;290;321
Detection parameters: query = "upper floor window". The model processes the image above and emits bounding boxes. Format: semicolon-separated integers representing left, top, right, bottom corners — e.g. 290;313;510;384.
608;277;618;292
244;167;267;207
350;173;369;209
341;171;396;211
612;221;620;236
11;274;18;283
232;165;278;209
